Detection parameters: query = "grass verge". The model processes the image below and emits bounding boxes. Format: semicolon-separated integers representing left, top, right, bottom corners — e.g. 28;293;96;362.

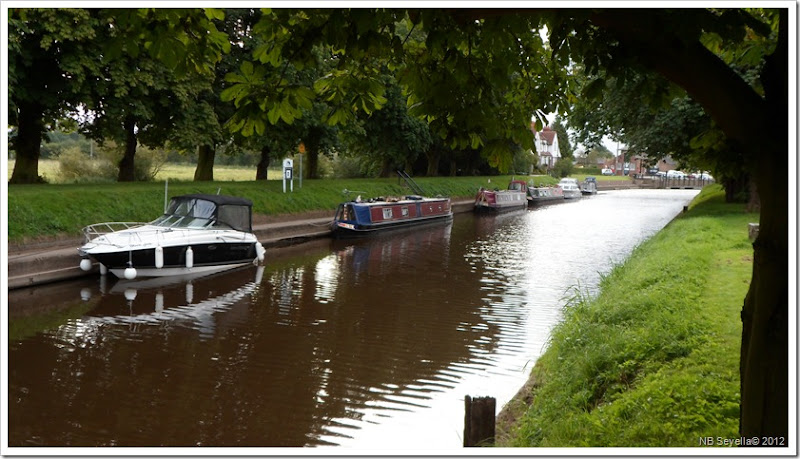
7;173;564;243
498;184;755;447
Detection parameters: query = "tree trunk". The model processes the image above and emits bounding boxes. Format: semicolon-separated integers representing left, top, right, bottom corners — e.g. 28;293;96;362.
256;145;270;180
305;145;319;179
740;154;788;438
739;8;788;439
193;144;215;181
117;117;137;182
425;150;440;176
723;173;748;203
746;179;760;214
9;100;45;184
379;157;392;178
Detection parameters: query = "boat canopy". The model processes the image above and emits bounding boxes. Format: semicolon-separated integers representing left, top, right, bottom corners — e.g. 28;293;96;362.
154;194;253;232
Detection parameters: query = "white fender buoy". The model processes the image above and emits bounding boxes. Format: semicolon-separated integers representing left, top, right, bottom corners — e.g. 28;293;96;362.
80;258;92;271
124;288;137;301
255;242;266;263
124;263;137;280
185;246;194;269
99;263;108;276
155;292;164;313
155;245;164;269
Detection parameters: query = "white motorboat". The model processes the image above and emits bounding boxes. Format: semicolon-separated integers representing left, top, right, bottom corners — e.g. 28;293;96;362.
558;178;582;199
78;194;265;279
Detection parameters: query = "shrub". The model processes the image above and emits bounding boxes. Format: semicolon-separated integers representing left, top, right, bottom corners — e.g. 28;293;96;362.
330;154;369;178
95;142;167;181
57;146;99;180
552;158;575;178
510;149;536;175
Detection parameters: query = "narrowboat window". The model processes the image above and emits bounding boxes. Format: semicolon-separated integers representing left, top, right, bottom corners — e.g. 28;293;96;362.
401;206;409;217
382;208;393;219
340;204;354;221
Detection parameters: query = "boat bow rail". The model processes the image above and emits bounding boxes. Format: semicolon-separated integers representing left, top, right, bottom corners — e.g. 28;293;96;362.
81;222;148;243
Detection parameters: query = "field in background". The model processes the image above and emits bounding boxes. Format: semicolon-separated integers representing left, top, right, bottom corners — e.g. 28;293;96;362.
7;160;281;183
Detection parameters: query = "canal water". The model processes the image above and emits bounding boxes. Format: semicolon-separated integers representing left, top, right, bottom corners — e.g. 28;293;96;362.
7;189;699;450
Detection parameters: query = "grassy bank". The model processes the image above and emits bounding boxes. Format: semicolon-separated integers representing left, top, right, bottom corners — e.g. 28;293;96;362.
498;184;754;447
7;173;563;243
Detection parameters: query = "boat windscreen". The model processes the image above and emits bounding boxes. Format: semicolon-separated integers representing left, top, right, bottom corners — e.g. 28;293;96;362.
155;195;252;231
166;198;215;219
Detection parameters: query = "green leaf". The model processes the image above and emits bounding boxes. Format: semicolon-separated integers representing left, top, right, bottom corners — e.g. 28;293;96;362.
204;8;225;21
583;78;606;100
220;84;246;104
267;105;281;125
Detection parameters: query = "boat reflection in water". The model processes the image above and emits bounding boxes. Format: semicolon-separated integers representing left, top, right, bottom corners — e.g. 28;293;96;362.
72;265;265;339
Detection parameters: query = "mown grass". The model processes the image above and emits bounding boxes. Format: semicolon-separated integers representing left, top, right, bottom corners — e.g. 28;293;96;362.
499;184;754;447
7;172;561;243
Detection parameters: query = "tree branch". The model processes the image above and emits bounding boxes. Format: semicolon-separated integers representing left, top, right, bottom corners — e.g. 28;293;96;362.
589;9;767;150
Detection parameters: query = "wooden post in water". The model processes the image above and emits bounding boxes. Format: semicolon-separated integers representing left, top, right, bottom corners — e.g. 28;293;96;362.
464;395;496;447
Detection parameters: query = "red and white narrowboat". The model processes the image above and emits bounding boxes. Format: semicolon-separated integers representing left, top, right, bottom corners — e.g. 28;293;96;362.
474;181;529;213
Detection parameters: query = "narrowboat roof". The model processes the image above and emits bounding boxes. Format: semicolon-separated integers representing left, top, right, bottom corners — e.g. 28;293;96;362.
343;196;449;206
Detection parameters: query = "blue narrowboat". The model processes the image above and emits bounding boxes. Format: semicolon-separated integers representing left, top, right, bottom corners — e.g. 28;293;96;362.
331;195;453;236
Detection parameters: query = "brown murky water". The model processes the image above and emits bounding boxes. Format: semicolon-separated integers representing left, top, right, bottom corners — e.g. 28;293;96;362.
7;189;699;450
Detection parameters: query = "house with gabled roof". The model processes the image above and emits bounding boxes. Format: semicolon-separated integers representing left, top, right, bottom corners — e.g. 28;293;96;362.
530;123;561;170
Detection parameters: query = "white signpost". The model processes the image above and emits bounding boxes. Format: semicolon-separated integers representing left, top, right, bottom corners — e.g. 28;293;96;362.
282;158;294;193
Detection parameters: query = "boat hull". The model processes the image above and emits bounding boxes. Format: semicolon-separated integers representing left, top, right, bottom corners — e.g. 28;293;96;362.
88;242;258;272
527;187;565;206
474;189;528;213
333;213;453;237
108;262;253;279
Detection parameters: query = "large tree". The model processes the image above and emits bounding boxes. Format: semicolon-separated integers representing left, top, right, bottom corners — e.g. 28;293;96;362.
8;9;100;184
8;8;230;183
564;9;788;437
344;76;433;177
222;9;567;176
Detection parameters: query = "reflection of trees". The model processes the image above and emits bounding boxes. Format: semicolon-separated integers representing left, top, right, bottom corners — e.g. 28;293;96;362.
9;219;520;446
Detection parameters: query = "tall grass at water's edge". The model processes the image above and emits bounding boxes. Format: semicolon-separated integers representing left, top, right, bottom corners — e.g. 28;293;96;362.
499;184;754;447
7;173;567;243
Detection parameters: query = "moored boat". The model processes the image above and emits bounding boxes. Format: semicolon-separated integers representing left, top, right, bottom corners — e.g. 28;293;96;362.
331;195;453;237
474;180;528;213
526;184;565;206
581;176;598;195
78;194;265;280
559;178;582;199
